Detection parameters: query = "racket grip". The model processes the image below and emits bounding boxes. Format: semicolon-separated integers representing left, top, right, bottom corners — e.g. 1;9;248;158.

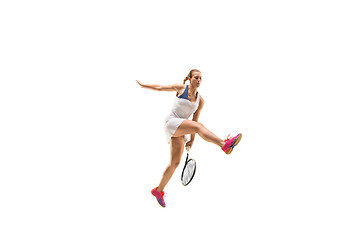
186;146;191;152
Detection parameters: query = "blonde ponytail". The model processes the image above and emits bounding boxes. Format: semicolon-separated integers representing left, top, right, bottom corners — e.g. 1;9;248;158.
183;75;190;84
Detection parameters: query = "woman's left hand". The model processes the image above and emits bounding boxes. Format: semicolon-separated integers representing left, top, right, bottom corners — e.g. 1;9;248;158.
135;80;143;87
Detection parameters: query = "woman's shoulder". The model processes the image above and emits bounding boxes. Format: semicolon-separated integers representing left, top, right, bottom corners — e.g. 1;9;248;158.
174;83;186;90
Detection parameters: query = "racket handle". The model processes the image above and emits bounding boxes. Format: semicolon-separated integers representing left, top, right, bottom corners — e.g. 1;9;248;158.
186;146;191;152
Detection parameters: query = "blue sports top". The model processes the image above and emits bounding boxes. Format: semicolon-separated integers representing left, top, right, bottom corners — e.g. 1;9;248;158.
178;85;189;100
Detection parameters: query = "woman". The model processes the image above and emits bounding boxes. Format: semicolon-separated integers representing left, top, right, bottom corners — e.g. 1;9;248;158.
136;69;242;207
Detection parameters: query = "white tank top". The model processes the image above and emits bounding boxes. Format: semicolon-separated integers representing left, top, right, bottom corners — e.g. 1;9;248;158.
166;85;200;120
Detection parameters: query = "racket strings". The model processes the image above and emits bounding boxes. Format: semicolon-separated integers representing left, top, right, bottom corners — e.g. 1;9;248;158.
182;160;195;184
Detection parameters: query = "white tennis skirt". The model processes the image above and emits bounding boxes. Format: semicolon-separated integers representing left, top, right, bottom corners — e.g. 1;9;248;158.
164;117;190;143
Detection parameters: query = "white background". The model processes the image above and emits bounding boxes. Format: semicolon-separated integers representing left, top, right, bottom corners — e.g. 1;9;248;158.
1;0;359;239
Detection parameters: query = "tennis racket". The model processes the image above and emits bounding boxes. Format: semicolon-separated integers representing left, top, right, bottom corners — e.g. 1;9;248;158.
181;146;196;186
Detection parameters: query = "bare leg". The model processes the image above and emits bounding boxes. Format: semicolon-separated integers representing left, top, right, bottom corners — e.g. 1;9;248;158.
173;120;225;147
157;136;185;192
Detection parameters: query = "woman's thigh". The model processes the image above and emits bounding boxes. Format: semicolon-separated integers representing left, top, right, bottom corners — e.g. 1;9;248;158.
172;120;202;138
170;136;185;166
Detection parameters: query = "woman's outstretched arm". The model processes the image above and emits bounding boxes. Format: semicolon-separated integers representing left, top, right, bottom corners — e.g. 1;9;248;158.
136;80;183;92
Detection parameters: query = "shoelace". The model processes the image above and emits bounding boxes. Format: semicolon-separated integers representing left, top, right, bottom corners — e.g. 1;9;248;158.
157;190;166;198
224;134;233;143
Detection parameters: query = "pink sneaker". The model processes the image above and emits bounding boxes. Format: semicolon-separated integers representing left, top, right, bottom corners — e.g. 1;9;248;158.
151;187;166;208
221;133;242;154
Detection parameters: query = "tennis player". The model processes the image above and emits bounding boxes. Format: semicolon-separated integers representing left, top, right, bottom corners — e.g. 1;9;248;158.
136;69;242;207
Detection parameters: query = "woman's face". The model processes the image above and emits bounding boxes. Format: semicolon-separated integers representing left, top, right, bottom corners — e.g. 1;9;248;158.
190;71;202;88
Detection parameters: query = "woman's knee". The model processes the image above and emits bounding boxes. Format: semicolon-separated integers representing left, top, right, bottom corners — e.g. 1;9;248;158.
171;160;181;168
194;122;204;132
170;156;181;168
